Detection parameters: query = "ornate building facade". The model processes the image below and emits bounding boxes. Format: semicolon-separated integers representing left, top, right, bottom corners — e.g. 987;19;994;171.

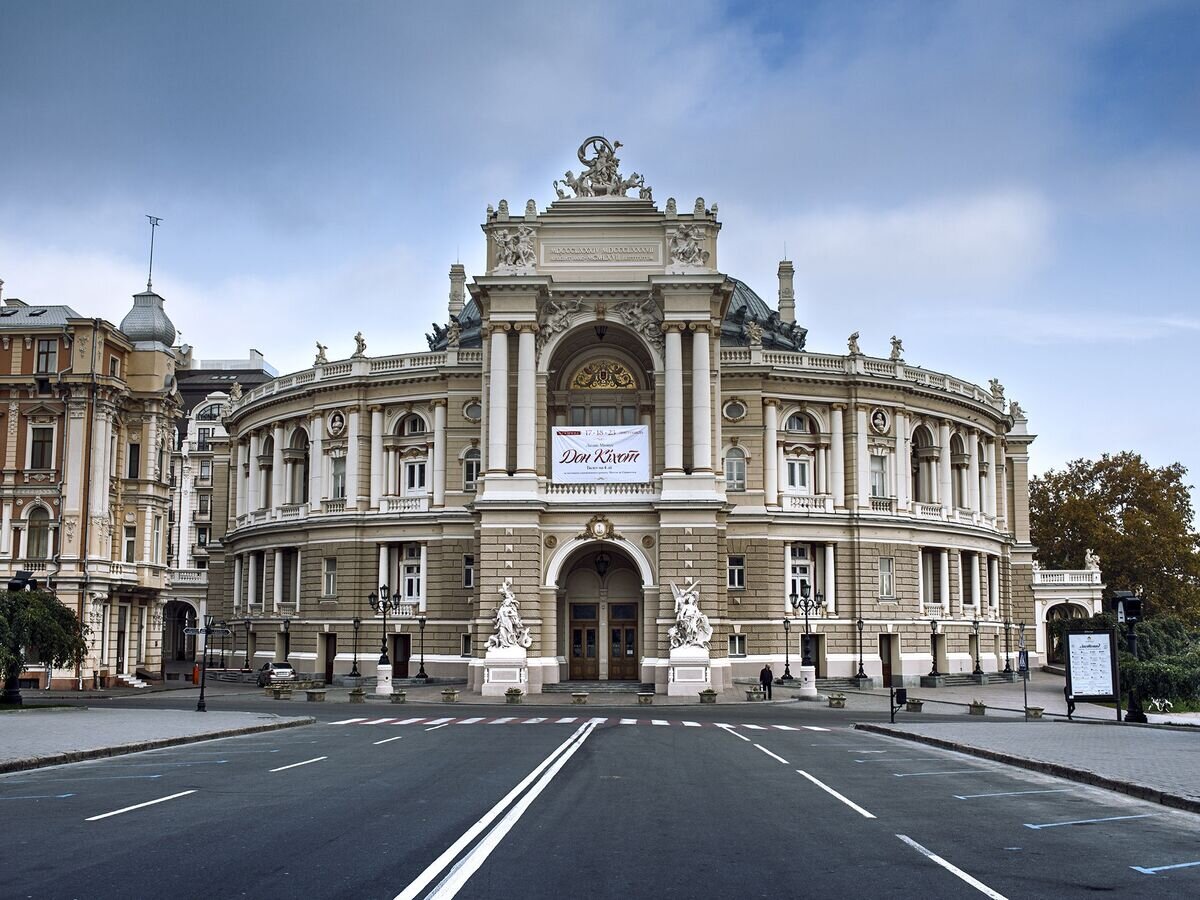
214;138;1102;693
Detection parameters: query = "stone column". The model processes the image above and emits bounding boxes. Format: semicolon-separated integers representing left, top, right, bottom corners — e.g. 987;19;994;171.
271;424;284;509
895;411;909;511
938;420;953;510
487;324;510;474
432;399;447;506
855;406;869;508
1;500;12;556
763;400;778;507
370;407;384;508
824;544;836;613
309;414;324;507
248;553;259;607
816;446;827;496
248;432;261;512
971;552;982;610
984;439;996;517
273;549;284;612
233;555;243;610
988;555;999;611
967;429;980;512
346;409;361;505
663;324;684;473
830;405;845;508
515;325;537;474
378;544;389;593
939;550;950;613
234;441;246;517
294;550;302;612
690;323;712;472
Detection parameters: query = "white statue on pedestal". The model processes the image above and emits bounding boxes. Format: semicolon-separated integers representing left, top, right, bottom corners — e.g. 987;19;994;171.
487;579;532;650
668;579;712;650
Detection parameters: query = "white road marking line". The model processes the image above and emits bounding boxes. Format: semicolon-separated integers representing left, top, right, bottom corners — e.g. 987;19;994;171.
1025;814;1154;830
717;723;751;743
362;718;396;725
741;724;766;730
330;717;369;725
795;770;876;819
85;790;196;821
894;770;982;777
955;789;1072;800
714;722;731;728
1132;860;1200;875
754;744;789;765
856;758;947;764
588;717;608;724
269;757;327;773
854;749;887;753
0;793;75;801
620;718;638;725
896;834;1008;899
682;721;701;727
394;718;426;725
426;723;450;732
456;717;485;725
489;717;516;724
771;725;799;731
651;719;669;726
523;718;547;724
394;723;594;900
374;736;405;746
802;726;830;732
421;724;598;900
426;718;454;725
556;717;578;724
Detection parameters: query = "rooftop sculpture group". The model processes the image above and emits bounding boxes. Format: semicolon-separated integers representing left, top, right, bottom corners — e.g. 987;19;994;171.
554;136;652;200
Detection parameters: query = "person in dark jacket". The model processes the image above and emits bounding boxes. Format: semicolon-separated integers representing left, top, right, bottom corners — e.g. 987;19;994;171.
759;663;773;699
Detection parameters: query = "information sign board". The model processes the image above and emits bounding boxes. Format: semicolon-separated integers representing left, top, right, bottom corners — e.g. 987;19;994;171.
1065;629;1119;701
552;426;649;484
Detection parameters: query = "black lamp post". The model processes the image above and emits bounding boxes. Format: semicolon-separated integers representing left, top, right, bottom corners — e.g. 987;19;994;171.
782;617;793;681
416;614;428;680
282;617;291;663
971;617;983;675
197;614;214;713
855;617;866;679
350;616;362;678
242;617;252;671
793;584;823;668
928;618;940;676
1003;618;1013;674
368;584;401;666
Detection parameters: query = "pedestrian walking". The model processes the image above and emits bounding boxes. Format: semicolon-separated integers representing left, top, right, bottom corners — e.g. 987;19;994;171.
759;663;773;699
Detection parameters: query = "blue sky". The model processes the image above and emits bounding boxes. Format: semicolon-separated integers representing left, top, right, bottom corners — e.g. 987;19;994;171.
2;0;1199;486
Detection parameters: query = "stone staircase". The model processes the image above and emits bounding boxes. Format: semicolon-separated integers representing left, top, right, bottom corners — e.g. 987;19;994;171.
543;681;656;694
115;673;149;689
815;677;863;692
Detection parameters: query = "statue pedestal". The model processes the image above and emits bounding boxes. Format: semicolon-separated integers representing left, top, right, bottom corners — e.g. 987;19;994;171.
375;664;394;697
796;665;817;698
481;646;528;697
667;646;711;697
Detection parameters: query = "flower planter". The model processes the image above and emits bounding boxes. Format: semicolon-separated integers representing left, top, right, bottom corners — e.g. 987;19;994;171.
969;703;986;716
390;691;407;704
827;693;846;709
505;689;523;705
571;692;589;705
441;689;460;703
906;699;924;712
636;692;654;706
699;690;718;704
1026;706;1044;719
348;688;366;704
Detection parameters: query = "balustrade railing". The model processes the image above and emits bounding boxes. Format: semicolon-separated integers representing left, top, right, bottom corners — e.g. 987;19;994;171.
381;495;430;513
915;502;946;520
785;494;834;512
1033;569;1102;585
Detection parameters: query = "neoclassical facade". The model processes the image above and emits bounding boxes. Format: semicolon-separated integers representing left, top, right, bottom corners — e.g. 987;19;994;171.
214;139;1091;691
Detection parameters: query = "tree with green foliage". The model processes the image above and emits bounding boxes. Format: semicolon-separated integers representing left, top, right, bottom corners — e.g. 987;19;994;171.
0;589;89;706
1030;452;1200;621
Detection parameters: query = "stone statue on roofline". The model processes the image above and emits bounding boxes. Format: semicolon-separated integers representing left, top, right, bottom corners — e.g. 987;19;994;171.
351;331;367;358
889;335;904;361
314;342;328;365
554;136;649;199
847;331;862;355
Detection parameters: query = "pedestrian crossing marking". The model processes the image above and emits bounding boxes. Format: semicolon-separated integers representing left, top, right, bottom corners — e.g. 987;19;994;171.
556;717;577;724
457;717;485;724
772;725;799;731
394;718;424;725
803;726;831;732
620;718;638;725
683;721;701;727
331;716;839;732
426;717;453;725
588;717;609;724
651;719;669;726
523;717;547;724
490;717;516;724
361;718;395;725
742;724;766;730
330;717;369;725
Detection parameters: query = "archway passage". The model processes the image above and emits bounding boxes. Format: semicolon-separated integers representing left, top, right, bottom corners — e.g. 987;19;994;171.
1046;603;1089;664
558;545;644;682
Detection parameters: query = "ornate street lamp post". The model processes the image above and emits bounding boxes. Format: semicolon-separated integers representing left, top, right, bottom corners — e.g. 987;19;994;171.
349;616;361;678
197;614;214;713
855;617;866;679
368;584;402;696
794;583;823;668
416;614;428;680
971;617;983;675
242;617;252;672
928;618;940;677
782;617;793;681
1003;618;1013;674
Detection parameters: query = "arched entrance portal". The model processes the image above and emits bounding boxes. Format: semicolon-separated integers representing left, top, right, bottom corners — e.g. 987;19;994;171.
557;546;644;682
162;600;197;662
1046;603;1090;664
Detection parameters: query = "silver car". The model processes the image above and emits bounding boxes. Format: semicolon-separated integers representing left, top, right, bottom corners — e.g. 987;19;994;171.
256;661;296;686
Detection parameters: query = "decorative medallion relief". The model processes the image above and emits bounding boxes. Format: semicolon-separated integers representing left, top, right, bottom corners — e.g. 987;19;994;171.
579;514;622;543
570;360;636;391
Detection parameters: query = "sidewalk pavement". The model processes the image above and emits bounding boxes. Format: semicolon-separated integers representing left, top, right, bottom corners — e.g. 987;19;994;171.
856;720;1200;814
0;708;313;774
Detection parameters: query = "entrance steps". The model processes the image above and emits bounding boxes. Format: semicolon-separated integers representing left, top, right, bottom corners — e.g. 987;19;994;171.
815;677;862;692
544;681;655;694
116;673;149;689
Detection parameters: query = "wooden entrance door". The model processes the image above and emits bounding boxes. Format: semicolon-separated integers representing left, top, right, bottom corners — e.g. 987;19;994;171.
116;605;129;674
391;634;412;678
569;603;599;680
323;634;337;684
608;603;638;681
879;635;893;686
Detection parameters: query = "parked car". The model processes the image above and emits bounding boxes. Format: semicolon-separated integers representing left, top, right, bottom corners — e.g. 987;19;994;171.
256;662;297;686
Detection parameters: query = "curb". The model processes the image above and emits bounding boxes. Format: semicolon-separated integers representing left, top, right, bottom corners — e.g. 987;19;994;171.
854;722;1200;815
0;716;316;774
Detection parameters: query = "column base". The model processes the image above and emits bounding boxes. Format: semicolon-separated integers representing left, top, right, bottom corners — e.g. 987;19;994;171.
481;647;528;696
374;664;393;696
667;646;711;696
795;665;817;697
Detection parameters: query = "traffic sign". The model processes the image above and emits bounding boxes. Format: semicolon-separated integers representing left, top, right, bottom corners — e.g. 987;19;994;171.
183;626;233;636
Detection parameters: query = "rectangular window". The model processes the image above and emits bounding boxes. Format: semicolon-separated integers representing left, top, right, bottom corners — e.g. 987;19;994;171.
332;456;347;498
199;459;212;482
728;634;747;657
403;544;422;600
463;454;480;491
570;406;586;426
879;557;895;598
323;557;337;596
589;406;617;426
123;526;137;563
109;356;120;378
197;494;211;516
870;455;887;498
197;526;209;547
460;634;473;657
463;554;475;589
30;427;54;469
35;338;57;374
727;555;745;590
724;453;746;492
786;458;809;493
405;461;427;493
197;427;213;451
789;543;811;600
127;443;141;479
152;516;163;563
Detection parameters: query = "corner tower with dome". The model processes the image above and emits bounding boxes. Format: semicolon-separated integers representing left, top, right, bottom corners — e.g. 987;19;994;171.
217;138;1097;695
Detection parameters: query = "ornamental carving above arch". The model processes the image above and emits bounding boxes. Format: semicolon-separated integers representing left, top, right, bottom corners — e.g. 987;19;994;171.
569;359;637;390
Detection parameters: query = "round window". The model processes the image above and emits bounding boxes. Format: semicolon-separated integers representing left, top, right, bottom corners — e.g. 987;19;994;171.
463;401;482;422
723;400;747;422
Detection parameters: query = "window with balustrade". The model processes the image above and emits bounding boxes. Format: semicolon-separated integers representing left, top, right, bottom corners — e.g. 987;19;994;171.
27;507;51;559
124;526;137;563
331;456;346;499
789;544;811;600
724;447;746;492
463;448;481;491
403;544;423;601
870;454;887;498
30;426;54;470
785;456;810;494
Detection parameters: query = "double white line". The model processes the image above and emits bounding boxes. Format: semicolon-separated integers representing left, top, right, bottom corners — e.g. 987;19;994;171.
394;721;598;900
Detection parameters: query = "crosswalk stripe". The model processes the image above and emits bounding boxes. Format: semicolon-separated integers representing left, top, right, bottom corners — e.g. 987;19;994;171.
682;721;701;727
457;717;485;725
588;717;609;724
330;717;368;725
803;726;831;732
394;718;425;725
425;717;453;725
742;724;766;730
523;717;547;724
772;725;799;731
620;718;638;725
651;719;669;726
556;717;578;724
361;718;396;725
489;717;516;724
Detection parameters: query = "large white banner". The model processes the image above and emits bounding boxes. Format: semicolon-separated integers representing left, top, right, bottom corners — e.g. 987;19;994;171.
552;426;649;484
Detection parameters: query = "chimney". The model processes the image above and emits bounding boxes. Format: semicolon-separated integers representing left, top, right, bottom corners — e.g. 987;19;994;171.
777;259;795;325
448;263;466;318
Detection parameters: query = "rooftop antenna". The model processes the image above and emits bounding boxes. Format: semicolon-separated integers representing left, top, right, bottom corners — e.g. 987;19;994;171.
146;215;163;291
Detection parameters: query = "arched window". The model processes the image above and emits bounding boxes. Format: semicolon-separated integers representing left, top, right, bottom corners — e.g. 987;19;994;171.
463;448;481;491
724;447;746;492
911;426;936;504
785;412;811;433
27;507;51;559
288;430;310;504
400;415;426;436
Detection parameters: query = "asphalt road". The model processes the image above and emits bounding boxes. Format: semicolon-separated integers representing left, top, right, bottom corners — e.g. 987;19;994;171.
5;693;1199;899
